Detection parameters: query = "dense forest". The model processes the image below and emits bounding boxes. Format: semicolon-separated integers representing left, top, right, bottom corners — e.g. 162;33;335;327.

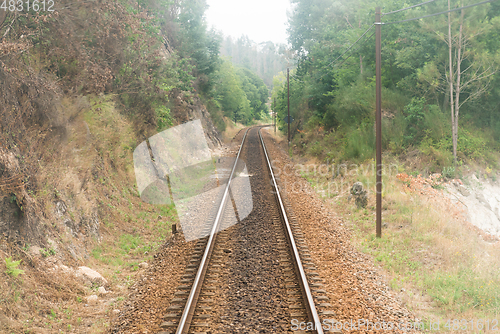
221;35;289;87
273;0;500;169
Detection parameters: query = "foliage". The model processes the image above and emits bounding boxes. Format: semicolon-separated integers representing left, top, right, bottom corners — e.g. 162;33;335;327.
4;257;24;278
343;123;375;161
0;0;269;135
221;36;287;87
213;60;250;123
212;60;268;125
40;248;56;258
436;128;489;162
276;0;500;163
324;80;373;129
442;166;456;179
235;67;269;120
155;105;174;131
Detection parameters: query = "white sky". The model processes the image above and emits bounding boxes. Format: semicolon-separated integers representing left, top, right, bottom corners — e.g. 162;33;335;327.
205;0;292;45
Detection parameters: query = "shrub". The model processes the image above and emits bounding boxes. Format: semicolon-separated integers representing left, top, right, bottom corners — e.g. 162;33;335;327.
384;113;406;154
343;123;375;161
308;141;324;157
155;105;174;131
442;166;456;179
436;128;488;162
423;105;447;142
403;97;426;146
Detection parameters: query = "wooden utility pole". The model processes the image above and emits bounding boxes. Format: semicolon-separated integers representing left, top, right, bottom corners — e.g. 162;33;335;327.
375;7;382;238
273;98;276;134
287;68;290;146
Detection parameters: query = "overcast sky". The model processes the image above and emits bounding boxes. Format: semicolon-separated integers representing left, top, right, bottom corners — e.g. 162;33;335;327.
205;0;292;45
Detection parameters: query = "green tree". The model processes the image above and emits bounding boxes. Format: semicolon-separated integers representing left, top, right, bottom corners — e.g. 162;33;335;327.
213;60;252;124
422;0;499;162
236;67;269;120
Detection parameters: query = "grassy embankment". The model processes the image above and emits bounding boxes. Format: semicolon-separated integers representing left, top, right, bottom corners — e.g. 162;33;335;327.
285;124;500;330
1;94;178;333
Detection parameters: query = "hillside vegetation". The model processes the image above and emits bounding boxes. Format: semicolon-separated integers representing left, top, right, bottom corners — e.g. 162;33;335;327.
221;35;289;87
271;0;500;326
274;0;500;172
0;0;276;332
0;0;276;242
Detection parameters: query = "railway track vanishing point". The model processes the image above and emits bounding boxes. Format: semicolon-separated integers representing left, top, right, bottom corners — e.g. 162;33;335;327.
159;126;338;334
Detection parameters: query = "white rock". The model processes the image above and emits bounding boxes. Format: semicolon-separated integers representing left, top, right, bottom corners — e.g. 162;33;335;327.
86;295;98;304
53;264;73;274
457;184;471;197
28;246;42;257
97;286;107;295
76;266;108;286
112;309;120;315
139;262;148;269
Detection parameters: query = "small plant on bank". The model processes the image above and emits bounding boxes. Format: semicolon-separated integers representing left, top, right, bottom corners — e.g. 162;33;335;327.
4;257;24;278
431;183;444;190
442;166;456;179
40;248;56;258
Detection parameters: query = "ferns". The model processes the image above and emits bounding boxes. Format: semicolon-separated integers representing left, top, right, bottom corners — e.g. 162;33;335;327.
4;257;24;278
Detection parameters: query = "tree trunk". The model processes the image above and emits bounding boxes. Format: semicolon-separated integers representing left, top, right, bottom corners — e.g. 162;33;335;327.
448;0;457;163
454;7;465;165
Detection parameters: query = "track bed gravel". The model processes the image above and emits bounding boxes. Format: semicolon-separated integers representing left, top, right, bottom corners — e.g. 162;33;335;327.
213;127;292;333
261;129;419;333
110;127;419;334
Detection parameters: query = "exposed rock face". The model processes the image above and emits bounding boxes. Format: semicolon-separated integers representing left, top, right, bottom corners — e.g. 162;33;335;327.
445;176;500;237
0;88;222;263
0;148;44;245
171;90;222;149
457;184;471;197
350;182;368;209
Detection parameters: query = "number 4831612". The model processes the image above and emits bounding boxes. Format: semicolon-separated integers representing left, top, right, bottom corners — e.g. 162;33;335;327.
0;0;55;12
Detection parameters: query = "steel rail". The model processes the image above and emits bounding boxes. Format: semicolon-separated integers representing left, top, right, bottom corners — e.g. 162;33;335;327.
258;127;324;334
175;128;250;334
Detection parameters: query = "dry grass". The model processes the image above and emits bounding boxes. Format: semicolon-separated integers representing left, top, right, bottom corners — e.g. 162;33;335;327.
0;94;179;333
220;117;246;142
295;156;500;331
262;127;284;143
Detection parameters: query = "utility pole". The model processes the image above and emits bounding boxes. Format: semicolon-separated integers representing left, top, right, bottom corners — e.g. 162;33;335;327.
287;68;290;146
375;7;382;238
273;98;276;134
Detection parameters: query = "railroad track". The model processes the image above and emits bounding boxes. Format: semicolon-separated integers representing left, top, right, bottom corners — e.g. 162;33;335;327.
158;127;339;334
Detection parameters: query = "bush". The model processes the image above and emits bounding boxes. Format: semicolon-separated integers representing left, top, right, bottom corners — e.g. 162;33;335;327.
423;105;447;142
436;128;488;162
403;97;426;146
205;99;226;132
419;136;453;169
325;81;373;129
343;123;375;161
155;105;174;131
384;113;406;153
308;141;324;157
442;166;456;179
